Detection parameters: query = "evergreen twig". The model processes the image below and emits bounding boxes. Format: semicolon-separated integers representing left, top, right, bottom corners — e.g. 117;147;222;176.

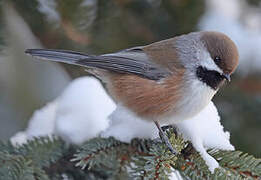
0;129;260;180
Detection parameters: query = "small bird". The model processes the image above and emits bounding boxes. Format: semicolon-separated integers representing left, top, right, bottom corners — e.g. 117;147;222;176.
25;31;239;153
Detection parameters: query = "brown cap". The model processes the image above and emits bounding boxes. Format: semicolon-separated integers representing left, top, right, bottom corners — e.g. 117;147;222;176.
200;31;239;75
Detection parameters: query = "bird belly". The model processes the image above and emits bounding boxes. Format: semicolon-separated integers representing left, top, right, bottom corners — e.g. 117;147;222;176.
107;73;216;124
160;79;217;124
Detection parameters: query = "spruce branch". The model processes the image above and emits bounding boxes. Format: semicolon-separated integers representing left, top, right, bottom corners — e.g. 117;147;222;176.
130;127;187;179
14;136;66;168
0;141;17;154
0;129;260;179
72;137;129;169
0;152;49;180
70;127;261;179
0;136;67;180
175;148;261;179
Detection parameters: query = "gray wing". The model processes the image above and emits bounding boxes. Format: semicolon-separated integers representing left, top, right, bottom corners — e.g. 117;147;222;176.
25;47;171;80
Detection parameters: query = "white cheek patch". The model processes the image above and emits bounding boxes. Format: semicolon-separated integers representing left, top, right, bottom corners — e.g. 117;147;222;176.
200;52;223;74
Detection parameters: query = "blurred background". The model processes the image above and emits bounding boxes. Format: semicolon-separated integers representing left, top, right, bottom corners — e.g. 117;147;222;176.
0;0;261;156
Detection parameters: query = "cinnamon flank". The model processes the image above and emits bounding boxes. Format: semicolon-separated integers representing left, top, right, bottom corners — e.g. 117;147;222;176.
108;68;185;120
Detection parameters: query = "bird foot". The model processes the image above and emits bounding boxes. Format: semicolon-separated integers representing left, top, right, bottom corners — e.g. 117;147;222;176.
161;125;178;135
154;122;177;154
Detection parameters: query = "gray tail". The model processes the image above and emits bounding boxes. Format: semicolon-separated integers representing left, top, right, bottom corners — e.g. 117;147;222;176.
25;49;93;67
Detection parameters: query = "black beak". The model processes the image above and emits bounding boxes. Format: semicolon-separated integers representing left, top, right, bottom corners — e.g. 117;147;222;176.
222;73;231;82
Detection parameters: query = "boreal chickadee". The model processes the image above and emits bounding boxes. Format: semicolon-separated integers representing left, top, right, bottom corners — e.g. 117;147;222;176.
25;31;239;153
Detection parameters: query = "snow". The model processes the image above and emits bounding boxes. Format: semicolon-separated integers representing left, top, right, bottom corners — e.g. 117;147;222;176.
104;102;234;173
11;77;233;173
10;101;57;145
10;132;27;146
175;102;234;173
175;101;234;151
101;105;158;142
27;101;57;139
11;77;116;145
198;0;261;75
55;77;116;144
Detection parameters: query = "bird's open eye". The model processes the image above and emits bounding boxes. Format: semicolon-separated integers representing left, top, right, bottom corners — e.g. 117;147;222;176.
214;56;221;63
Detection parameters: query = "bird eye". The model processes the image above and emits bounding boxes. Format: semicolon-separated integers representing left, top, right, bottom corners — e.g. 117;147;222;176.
214;56;221;63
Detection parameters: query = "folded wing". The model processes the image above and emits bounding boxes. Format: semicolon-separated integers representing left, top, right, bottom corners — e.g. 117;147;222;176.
25;48;170;80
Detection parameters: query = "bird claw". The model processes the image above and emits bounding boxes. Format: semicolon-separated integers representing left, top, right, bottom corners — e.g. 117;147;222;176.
154;122;177;154
158;130;177;154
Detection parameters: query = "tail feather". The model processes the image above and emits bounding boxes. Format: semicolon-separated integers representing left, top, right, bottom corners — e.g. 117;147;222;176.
25;49;91;67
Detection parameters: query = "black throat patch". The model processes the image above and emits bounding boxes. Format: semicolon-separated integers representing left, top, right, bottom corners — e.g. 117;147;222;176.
196;66;225;90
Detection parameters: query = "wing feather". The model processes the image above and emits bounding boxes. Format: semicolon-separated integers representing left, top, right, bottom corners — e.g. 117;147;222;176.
25;48;171;80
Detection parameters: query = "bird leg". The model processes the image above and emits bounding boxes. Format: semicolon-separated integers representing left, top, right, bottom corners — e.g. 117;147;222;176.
154;121;177;154
161;125;178;136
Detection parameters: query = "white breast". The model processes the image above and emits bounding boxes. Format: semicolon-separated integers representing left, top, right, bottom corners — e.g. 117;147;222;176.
161;73;217;124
